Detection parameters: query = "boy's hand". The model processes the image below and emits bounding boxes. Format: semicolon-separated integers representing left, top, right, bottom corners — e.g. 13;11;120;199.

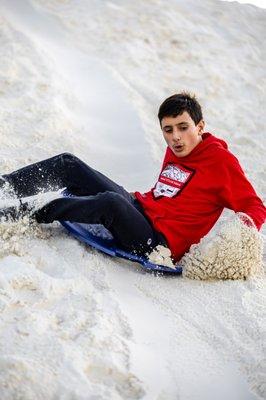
237;212;256;228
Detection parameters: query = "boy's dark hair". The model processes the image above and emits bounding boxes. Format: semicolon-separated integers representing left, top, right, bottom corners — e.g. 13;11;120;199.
158;92;203;126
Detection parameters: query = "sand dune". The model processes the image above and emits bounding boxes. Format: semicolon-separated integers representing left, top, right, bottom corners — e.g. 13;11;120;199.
0;0;265;399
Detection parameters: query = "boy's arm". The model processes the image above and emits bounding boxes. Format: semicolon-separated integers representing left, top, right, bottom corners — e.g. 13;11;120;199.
218;153;266;230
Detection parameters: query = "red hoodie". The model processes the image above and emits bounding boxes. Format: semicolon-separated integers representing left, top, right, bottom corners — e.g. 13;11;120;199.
134;133;266;262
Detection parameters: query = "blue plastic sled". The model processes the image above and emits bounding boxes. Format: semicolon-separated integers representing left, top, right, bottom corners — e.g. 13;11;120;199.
60;221;182;275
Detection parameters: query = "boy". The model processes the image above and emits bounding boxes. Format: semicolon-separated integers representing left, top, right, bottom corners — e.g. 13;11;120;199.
1;93;265;263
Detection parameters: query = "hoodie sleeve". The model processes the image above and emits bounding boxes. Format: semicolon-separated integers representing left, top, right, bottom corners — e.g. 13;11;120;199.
218;152;266;230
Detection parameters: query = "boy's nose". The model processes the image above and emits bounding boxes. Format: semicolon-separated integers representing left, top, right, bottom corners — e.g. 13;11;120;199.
172;129;181;141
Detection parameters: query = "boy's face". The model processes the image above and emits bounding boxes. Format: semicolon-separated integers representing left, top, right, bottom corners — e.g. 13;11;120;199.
161;111;205;157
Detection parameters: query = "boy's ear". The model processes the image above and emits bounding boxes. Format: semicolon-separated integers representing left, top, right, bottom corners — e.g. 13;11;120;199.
198;119;205;134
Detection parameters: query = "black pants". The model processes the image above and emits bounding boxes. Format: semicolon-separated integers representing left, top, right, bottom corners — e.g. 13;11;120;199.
2;153;166;255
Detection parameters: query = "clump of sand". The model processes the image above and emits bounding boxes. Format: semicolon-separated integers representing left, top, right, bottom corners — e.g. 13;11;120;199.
147;244;176;269
0;216;53;258
180;213;264;280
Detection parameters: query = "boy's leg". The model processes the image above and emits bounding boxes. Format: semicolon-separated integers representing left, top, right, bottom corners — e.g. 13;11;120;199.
2;153;132;201
33;191;161;254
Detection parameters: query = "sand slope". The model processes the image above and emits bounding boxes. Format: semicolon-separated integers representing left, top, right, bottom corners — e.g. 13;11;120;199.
0;0;265;399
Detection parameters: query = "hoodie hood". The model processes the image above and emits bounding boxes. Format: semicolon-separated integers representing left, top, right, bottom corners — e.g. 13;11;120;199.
166;132;228;164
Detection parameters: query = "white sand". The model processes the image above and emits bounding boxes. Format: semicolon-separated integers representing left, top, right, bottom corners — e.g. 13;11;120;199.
0;0;265;399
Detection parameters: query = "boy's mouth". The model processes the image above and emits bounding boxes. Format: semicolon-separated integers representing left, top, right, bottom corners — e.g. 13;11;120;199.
173;144;184;152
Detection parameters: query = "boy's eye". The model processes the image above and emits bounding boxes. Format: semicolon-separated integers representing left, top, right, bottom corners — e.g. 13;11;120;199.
162;128;172;133
163;126;188;133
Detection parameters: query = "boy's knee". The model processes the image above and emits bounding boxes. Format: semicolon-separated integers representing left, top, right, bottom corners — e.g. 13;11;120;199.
58;152;85;167
100;191;126;210
60;152;78;162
